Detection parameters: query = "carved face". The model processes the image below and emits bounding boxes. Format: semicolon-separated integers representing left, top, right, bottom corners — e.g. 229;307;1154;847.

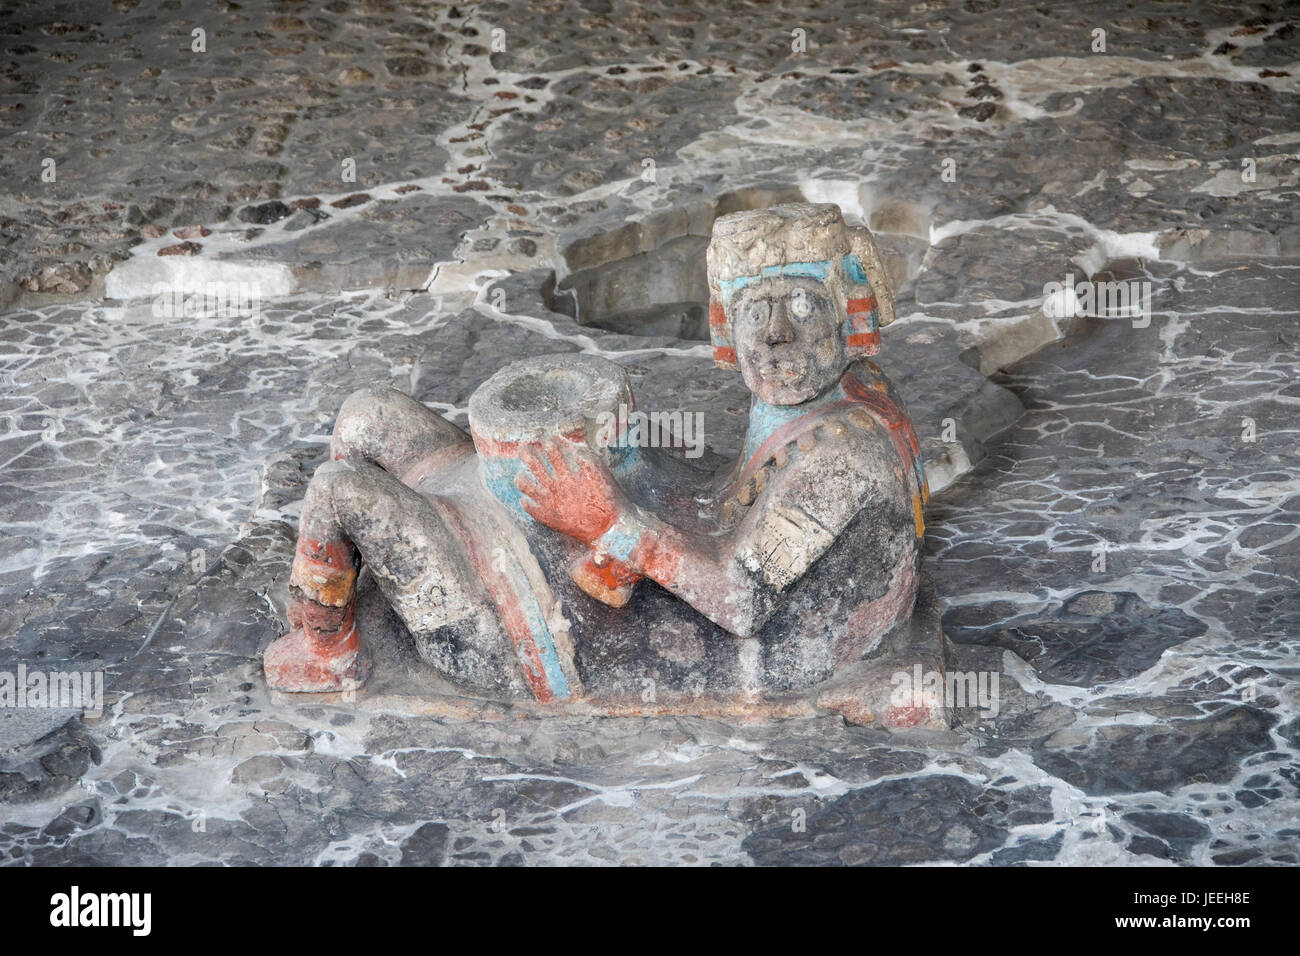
730;276;847;405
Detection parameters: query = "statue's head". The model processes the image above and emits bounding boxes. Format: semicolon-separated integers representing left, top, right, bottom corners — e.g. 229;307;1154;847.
706;203;896;405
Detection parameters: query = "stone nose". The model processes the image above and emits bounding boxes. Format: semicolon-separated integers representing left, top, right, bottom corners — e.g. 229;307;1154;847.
764;302;796;346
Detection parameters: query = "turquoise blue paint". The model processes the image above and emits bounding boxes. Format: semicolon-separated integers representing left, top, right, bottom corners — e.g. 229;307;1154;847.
497;549;571;698
607;441;641;478
598;522;642;562
481;443;642;525
479;456;529;519
476;454;571;698
477;442;653;699
841;253;869;286
720;260;832;303
742;380;849;463
719;255;873;305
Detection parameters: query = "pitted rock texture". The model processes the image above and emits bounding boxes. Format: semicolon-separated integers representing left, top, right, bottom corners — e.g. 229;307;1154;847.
4;1;1297;304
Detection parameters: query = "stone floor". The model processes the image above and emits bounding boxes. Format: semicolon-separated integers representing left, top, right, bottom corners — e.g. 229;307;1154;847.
1;1;1297;865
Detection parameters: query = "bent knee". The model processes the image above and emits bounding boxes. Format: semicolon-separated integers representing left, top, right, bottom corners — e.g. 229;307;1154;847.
300;458;367;539
312;457;387;502
331;386;408;458
338;385;406;421
330;387;466;469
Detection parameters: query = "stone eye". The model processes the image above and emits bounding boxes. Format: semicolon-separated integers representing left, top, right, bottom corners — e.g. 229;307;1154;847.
790;291;812;319
744;299;770;325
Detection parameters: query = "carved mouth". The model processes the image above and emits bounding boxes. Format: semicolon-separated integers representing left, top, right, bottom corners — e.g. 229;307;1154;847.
761;356;804;380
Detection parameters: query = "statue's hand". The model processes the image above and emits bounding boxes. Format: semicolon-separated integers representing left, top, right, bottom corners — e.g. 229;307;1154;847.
515;438;626;545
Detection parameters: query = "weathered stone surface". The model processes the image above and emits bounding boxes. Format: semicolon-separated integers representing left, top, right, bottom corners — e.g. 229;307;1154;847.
743;776;1052;866
0;709;98;806
1033;707;1277;796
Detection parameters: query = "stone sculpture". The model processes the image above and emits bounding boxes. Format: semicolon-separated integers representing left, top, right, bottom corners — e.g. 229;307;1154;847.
264;202;934;721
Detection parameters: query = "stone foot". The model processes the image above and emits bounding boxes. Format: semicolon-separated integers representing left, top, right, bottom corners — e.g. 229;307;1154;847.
264;618;371;693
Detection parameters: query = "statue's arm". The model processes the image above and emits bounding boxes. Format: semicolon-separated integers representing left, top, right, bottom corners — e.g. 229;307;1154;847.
583;433;892;637
626;442;883;634
515;429;902;637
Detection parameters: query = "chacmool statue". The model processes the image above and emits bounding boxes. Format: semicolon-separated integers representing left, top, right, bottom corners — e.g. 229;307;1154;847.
264;203;929;713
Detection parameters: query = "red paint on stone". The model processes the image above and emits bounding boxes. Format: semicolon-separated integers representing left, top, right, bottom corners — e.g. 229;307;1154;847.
886;704;930;727
435;498;555;703
846;331;881;352
839;549;919;665
157;241;201;256
330;193;371;209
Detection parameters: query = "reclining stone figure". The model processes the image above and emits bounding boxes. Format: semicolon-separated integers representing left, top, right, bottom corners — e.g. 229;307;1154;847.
264;203;928;705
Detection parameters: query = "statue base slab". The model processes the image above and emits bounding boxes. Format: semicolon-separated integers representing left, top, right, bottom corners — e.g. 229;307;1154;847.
269;573;956;730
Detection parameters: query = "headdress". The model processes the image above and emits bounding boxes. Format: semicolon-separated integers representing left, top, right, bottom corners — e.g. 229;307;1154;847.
705;202;896;369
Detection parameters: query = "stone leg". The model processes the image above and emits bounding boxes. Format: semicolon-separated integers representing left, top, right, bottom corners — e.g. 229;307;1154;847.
329;385;469;479
265;387;471;692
